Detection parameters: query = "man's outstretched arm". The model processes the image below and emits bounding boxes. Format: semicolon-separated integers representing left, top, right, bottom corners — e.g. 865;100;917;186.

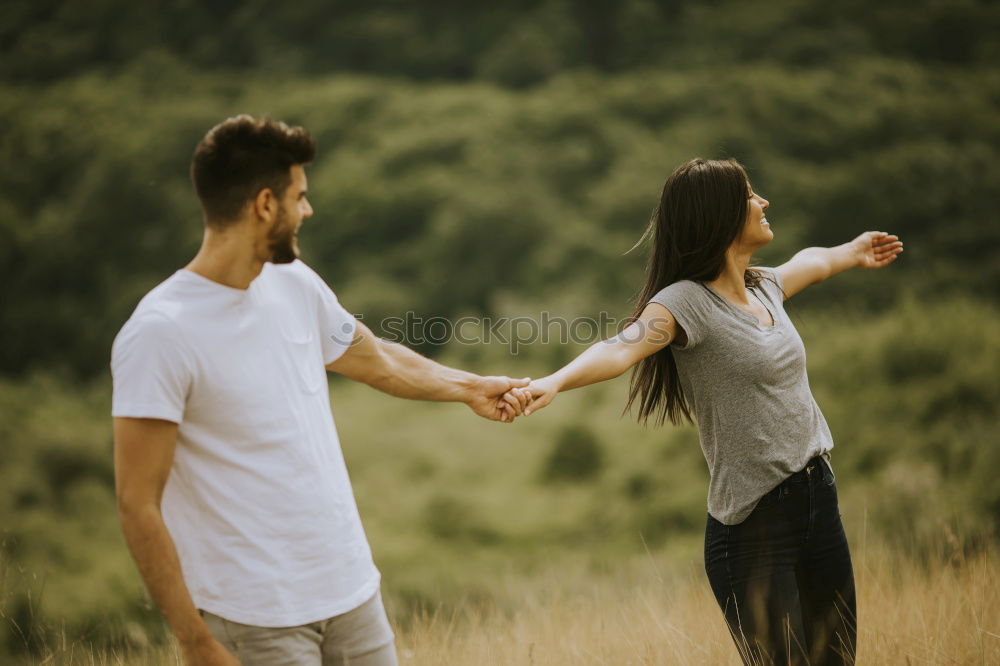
326;320;530;422
114;417;238;666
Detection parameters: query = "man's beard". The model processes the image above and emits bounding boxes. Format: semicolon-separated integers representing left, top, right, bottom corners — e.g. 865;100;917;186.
267;206;299;264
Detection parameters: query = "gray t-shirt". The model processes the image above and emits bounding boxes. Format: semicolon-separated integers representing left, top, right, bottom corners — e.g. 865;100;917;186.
650;267;834;525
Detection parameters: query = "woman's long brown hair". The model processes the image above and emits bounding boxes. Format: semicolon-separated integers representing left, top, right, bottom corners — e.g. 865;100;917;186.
625;158;766;426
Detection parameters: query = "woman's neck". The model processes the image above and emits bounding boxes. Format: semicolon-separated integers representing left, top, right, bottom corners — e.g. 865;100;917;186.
706;248;752;305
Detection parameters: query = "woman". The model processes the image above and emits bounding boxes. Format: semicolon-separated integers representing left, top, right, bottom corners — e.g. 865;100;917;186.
511;158;902;665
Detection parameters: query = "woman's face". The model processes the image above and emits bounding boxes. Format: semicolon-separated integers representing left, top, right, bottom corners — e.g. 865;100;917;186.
737;184;772;249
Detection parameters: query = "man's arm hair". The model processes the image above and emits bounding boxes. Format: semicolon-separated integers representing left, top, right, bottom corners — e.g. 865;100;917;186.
325;320;478;401
325;320;528;421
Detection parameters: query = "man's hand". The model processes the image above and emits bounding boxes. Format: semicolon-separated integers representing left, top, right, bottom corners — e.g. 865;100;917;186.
181;635;240;666
506;375;560;417
465;376;531;423
852;231;903;269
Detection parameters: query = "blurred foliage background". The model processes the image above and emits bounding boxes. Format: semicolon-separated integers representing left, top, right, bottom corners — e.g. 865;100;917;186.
1;0;998;660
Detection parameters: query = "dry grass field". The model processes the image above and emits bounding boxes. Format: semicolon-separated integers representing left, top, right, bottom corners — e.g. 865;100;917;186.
394;540;999;665
25;537;998;666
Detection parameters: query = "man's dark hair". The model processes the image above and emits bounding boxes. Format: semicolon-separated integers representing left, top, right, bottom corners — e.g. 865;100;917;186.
191;115;316;226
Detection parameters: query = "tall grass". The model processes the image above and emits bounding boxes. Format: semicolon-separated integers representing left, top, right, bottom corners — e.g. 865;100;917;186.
2;298;996;663
16;535;998;665
394;538;999;665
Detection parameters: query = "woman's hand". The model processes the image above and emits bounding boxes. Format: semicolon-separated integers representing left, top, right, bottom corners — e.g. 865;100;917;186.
521;376;562;416
852;231;903;269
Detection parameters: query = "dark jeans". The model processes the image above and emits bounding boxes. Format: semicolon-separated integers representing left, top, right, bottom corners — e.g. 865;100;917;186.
705;456;857;666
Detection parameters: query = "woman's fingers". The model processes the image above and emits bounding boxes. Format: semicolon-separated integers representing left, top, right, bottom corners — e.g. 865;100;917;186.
867;232;897;245
498;386;537;419
502;390;532;418
860;232;902;269
502;390;524;416
878;241;903;254
523;392;552;417
873;248;902;267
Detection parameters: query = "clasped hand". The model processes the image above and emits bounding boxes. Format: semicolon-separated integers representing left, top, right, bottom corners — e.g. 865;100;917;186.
470;375;559;423
475;375;560;423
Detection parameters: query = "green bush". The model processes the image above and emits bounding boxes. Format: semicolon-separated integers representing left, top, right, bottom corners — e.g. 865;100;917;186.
542;425;605;482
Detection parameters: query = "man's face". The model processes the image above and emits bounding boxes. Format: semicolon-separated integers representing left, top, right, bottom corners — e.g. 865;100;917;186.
267;165;313;264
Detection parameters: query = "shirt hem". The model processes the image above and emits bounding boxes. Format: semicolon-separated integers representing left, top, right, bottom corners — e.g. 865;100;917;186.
708;445;835;526
111;403;183;424
193;570;382;628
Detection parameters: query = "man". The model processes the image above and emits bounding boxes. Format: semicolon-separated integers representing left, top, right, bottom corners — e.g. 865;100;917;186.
111;115;529;666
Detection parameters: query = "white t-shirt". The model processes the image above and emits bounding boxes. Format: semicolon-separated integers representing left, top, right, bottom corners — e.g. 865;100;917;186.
111;260;379;627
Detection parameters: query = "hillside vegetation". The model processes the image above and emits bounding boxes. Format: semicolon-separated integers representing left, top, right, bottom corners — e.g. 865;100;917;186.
2;0;998;661
2;60;998;378
2;298;997;658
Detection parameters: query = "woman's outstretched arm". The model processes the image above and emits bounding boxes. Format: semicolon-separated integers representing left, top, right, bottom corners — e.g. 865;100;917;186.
777;231;903;300
518;302;680;416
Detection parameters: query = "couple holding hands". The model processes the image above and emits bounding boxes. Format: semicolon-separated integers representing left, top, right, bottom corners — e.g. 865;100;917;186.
111;115;901;666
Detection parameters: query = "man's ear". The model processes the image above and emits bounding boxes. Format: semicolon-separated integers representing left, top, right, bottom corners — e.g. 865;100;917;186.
252;187;277;223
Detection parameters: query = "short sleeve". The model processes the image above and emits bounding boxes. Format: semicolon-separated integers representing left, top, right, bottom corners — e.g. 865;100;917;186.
754;267;786;304
648;281;713;350
297;263;358;364
111;313;192;423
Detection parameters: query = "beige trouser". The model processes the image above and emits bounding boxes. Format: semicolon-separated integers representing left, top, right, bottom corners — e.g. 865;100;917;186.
200;591;398;666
